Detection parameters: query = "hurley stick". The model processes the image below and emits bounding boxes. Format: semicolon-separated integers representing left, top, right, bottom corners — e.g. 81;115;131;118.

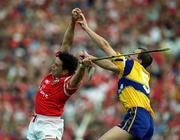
92;48;170;61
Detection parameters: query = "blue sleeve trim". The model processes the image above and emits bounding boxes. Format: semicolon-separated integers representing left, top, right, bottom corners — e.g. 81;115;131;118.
123;60;134;76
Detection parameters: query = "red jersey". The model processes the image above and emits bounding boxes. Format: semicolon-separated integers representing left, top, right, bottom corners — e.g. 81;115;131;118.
35;74;79;116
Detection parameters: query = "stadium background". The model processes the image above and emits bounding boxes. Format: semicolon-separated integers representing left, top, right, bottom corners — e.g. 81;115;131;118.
0;0;179;140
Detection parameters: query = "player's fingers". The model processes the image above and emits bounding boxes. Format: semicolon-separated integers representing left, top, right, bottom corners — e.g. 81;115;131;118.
80;58;87;63
82;50;89;56
78;50;84;57
78;13;85;19
72;9;78;15
77;21;83;25
81;59;91;66
73;8;81;11
72;8;82;15
74;8;82;13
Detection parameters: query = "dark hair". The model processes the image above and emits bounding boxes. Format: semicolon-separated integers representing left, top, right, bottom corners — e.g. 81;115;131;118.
137;48;153;68
58;52;78;75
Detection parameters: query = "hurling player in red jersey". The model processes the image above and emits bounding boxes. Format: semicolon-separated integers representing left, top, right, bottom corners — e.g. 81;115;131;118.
27;8;92;140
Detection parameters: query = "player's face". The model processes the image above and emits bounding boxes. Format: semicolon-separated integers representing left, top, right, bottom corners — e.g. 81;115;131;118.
130;49;141;61
51;58;63;77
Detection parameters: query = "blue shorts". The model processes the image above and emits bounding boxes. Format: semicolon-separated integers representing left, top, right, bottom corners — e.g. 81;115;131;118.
118;107;154;140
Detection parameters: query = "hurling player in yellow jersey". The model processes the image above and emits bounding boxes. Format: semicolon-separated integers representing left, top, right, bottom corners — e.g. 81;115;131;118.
76;11;154;140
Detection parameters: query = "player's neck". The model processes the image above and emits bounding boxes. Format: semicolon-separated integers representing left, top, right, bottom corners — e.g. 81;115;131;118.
52;73;69;79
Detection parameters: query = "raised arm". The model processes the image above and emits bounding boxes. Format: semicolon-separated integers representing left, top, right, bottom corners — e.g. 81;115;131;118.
77;12;117;56
69;63;87;86
59;8;81;52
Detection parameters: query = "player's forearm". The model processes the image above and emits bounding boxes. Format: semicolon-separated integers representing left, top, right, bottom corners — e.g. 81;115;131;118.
95;60;119;74
69;64;86;86
84;27;116;56
90;56;119;73
60;19;76;52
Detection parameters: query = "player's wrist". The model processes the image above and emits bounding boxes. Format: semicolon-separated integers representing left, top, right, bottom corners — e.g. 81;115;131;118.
71;18;76;25
83;25;89;31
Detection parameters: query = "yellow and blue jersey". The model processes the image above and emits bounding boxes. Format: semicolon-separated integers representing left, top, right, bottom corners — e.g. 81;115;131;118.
112;53;154;117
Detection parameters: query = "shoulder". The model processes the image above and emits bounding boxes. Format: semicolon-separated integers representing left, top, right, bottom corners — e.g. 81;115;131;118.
42;74;52;81
61;75;71;81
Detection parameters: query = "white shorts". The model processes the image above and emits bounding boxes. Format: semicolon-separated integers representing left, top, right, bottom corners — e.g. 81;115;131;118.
27;114;64;140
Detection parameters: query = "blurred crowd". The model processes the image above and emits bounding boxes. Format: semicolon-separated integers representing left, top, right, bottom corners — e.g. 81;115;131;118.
0;0;180;140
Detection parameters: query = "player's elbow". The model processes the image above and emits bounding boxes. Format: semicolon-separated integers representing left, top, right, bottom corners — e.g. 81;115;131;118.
109;66;119;74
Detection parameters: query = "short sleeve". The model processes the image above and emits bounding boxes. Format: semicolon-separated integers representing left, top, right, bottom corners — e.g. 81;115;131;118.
112;52;126;78
64;76;79;96
56;51;62;57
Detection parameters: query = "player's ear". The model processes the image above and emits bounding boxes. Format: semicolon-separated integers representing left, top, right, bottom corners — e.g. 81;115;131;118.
138;58;142;65
62;69;69;75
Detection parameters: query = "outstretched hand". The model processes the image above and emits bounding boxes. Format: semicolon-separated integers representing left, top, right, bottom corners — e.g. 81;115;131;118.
78;50;96;81
78;50;93;67
71;8;88;30
76;11;88;30
72;8;82;21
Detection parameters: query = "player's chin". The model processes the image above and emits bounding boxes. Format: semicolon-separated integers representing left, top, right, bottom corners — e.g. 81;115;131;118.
50;70;56;76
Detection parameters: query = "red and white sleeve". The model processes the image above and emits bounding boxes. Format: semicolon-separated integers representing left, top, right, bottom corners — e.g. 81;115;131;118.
64;76;80;96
